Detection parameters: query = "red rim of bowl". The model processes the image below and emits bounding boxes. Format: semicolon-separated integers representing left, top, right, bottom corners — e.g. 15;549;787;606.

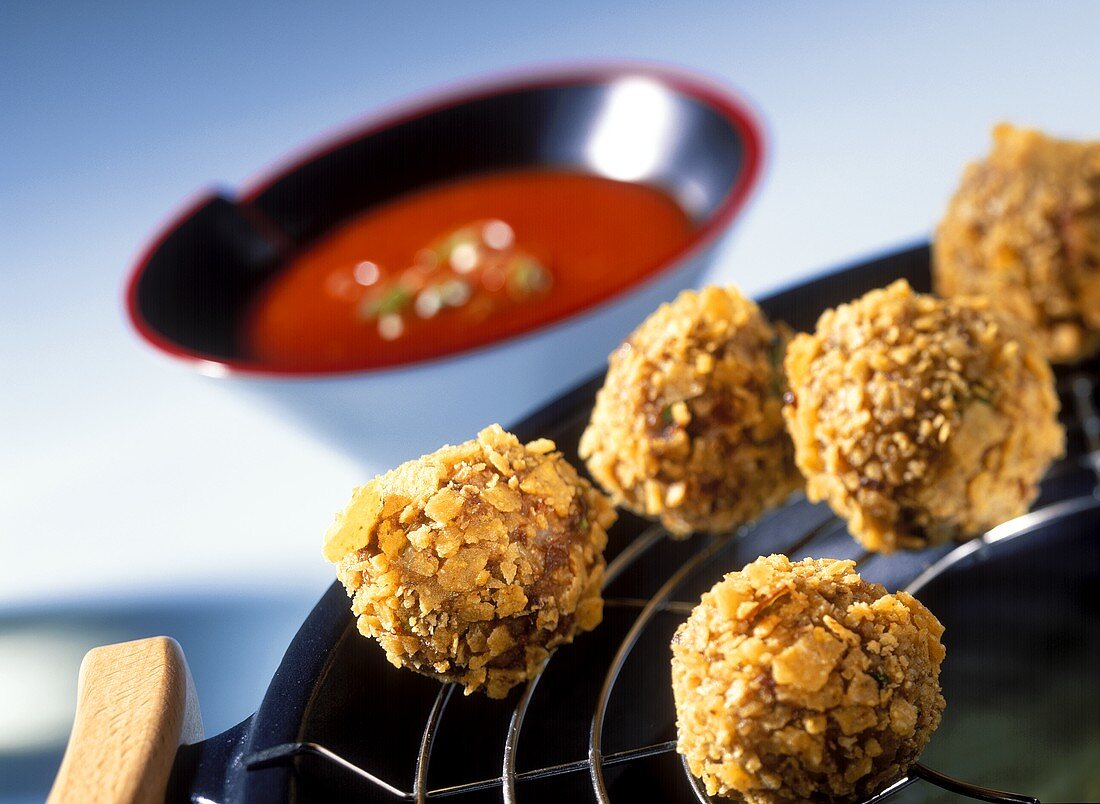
125;60;765;378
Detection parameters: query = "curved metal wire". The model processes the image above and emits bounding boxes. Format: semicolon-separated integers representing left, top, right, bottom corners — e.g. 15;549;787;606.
907;494;1100;595
243;740;411;798
680;753;711;803
910;764;1040;804
502;663;545;804
501;522;666;802
589;532;733;802
414;683;455;803
860;773;920;803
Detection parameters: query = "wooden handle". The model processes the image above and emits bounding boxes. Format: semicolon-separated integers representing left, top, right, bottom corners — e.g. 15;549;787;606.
48;636;204;804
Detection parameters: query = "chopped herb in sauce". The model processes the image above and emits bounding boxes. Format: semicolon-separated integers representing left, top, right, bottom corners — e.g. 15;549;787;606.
357;219;553;341
362;286;412;318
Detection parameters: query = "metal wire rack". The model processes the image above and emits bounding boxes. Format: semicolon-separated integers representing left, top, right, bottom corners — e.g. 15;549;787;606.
244;370;1100;803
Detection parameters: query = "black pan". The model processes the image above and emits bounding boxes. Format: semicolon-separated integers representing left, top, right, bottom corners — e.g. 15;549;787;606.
167;244;1100;803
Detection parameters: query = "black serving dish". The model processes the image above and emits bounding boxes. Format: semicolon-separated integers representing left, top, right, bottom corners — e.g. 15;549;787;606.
126;62;760;372
123;63;763;468
167;244;1100;803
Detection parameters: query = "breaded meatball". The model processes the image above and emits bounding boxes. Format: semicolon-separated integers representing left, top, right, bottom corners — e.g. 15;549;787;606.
935;123;1100;363
579;286;799;537
672;555;946;803
784;280;1063;552
323;424;616;698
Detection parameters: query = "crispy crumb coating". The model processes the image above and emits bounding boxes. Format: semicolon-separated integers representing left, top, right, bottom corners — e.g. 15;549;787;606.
323;424;616;698
579;286;800;537
672;555;946;803
784;280;1064;552
934;123;1100;363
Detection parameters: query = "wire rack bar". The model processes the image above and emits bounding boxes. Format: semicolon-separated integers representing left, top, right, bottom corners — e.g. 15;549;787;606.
499;521;667;801
414;684;455;803
910;763;1040;804
243;737;680;800
243;741;411;798
907;494;1100;595
501;663;544;804
860;773;920;803
603;597;696;615
589;532;733;802
680;753;710;803
426;740;679;799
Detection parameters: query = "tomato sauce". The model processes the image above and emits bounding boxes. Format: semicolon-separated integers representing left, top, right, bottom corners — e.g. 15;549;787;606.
242;169;696;370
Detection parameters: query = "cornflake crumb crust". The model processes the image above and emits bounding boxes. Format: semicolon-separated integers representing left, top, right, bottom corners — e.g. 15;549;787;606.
935;123;1100;364
579;286;800;537
784;279;1064;552
323;424;616;698
672;555;946;803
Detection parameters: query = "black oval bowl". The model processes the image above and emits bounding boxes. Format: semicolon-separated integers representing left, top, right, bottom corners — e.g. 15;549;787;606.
126;63;762;376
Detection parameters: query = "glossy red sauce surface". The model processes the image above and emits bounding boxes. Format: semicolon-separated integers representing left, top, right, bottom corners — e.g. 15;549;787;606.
242;169;695;370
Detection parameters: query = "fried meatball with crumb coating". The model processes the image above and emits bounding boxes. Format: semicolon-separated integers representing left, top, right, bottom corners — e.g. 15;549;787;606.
784;280;1063;552
935;123;1100;363
672;555;946;803
323;424;615;698
579;286;800;537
